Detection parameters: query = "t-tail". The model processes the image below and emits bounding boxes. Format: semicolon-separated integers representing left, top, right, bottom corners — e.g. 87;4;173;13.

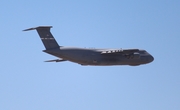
23;26;60;50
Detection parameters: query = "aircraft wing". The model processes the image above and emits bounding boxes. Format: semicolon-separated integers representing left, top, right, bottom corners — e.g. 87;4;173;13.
44;59;67;62
101;49;139;55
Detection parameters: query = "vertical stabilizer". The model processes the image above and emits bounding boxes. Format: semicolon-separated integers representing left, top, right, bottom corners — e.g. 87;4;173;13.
23;26;60;50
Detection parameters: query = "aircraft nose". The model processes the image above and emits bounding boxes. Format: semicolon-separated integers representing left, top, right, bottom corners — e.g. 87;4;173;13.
149;55;154;62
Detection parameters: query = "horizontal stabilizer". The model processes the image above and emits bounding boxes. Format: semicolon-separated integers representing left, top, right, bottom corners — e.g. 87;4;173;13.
23;26;52;31
45;59;67;62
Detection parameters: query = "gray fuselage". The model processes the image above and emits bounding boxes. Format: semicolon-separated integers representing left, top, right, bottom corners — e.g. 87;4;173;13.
44;47;154;66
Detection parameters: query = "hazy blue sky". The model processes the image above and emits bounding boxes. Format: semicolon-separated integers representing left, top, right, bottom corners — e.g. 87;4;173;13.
1;0;180;110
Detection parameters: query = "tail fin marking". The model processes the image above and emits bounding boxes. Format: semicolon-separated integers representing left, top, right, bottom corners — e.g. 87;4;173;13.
23;26;60;50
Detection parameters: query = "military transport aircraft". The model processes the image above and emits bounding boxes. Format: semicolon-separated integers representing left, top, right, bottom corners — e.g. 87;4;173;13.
23;26;154;66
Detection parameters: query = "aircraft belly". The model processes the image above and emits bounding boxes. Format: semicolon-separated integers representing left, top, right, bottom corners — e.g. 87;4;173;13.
92;55;142;66
97;55;122;65
56;50;97;65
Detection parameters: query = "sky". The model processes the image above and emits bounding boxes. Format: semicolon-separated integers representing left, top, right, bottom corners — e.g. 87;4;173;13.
0;0;180;110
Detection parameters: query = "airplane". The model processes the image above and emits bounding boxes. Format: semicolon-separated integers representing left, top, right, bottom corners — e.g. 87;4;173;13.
23;26;154;66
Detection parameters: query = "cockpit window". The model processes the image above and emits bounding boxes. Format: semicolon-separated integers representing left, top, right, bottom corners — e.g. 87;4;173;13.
139;50;149;55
